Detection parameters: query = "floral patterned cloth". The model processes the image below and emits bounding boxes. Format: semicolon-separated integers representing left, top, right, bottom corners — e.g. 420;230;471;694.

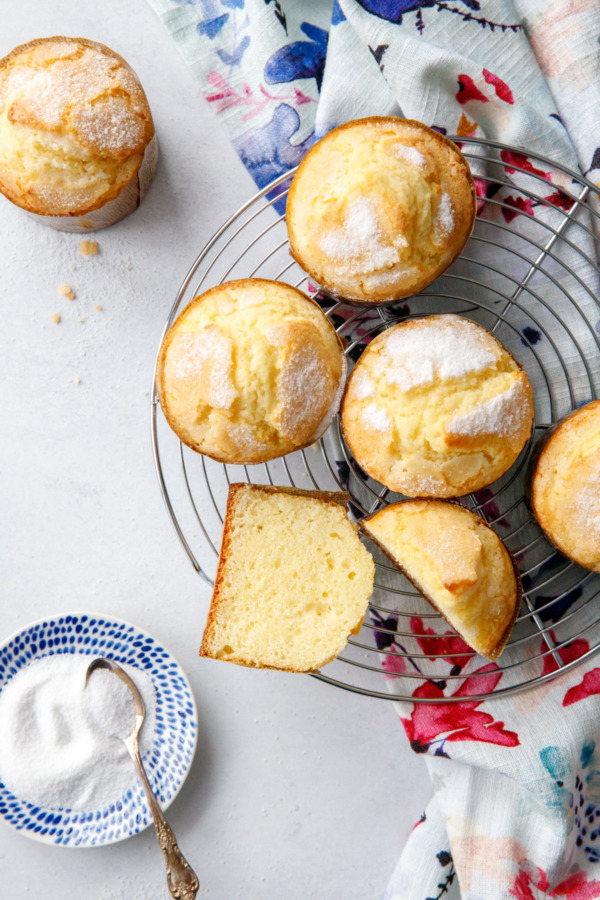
145;0;600;896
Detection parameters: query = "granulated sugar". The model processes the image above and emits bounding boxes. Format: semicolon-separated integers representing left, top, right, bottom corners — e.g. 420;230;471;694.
362;403;392;432
380;318;496;390
352;372;375;400
574;472;600;536
446;377;531;442
0;654;156;811
435;192;455;236
393;144;425;168
174;328;236;411
320;197;399;271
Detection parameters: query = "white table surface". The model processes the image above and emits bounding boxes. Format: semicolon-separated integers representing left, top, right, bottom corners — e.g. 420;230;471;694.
0;2;431;897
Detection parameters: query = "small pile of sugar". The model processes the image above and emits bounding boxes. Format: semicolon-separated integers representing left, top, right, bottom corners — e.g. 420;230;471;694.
394;143;426;168
435;192;455;236
362;403;392;432
0;654;156;811
380;318;496;390
320;197;399;271
445;377;531;443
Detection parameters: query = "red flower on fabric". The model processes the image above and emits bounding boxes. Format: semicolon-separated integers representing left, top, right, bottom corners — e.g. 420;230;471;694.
563;668;600;707
544;191;576;212
401;664;520;753
540;630;589;677
501;150;552;181
483;69;514;104
473;176;488;215
502;195;535;222
410;617;475;670
456;74;489;105
510;861;600;898
381;649;408;678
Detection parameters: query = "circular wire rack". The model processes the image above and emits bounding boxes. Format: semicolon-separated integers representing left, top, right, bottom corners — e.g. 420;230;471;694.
152;137;600;703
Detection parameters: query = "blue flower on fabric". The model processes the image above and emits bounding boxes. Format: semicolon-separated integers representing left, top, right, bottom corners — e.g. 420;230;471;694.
217;36;250;67
540;741;600;863
234;103;314;194
356;0;480;21
264;22;328;90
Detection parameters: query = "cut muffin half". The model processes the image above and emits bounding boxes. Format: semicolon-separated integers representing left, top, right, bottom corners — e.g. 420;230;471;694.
200;484;375;672
360;500;521;660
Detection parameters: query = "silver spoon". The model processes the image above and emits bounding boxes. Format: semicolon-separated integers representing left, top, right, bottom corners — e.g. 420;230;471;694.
86;657;199;900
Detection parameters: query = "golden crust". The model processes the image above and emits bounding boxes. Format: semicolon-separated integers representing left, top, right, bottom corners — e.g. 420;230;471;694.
0;37;154;216
200;484;373;672
287;117;476;305
360;500;521;660
340;314;534;498
156;278;346;465
531;400;600;573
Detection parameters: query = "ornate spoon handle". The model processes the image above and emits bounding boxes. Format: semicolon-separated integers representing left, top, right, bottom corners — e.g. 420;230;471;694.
126;734;199;899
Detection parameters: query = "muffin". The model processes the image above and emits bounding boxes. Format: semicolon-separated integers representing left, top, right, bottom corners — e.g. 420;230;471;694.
156;279;346;464
200;484;375;672
531;400;600;572
361;500;521;660
0;37;156;230
286;117;476;304
341;314;534;497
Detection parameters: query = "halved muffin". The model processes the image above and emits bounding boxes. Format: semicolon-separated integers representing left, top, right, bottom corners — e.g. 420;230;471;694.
360;500;521;660
200;484;375;672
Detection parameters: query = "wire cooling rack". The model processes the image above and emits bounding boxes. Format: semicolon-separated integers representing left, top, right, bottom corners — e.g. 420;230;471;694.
152;137;600;703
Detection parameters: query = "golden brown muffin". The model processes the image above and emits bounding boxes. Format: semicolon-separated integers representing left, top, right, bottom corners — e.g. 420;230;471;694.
340;314;534;497
361;500;521;660
200;484;375;672
531;400;600;572
0;37;155;226
286;117;476;304
156;279;346;464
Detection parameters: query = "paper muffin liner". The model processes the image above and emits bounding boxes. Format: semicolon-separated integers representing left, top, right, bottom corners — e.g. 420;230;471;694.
0;37;157;233
22;134;158;233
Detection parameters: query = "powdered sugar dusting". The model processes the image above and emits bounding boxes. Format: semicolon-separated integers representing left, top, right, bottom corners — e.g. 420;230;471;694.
380;318;496;390
435;192;455;236
445;376;531;441
320;197;400;271
362;403;391;432
394;143;425;167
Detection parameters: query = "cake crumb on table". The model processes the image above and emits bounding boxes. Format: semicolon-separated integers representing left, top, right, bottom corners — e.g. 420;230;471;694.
59;284;76;300
78;317;85;324
52;313;61;324
80;240;99;256
95;305;103;312
74;377;81;385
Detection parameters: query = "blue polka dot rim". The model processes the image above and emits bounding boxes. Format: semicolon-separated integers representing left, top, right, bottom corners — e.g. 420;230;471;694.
0;612;198;848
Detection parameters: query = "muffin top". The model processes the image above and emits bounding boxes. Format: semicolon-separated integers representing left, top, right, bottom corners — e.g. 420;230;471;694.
157;279;346;465
532;400;600;573
341;315;534;497
287;117;476;303
361;500;520;659
0;37;154;215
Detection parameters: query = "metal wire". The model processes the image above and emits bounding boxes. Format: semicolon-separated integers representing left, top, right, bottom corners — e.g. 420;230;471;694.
151;137;600;703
